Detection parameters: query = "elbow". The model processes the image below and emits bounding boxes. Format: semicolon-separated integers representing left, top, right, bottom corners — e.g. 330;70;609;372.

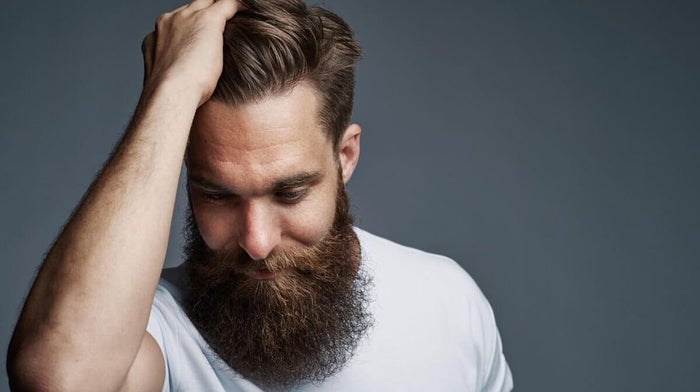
8;348;129;392
7;347;97;392
7;332;47;391
7;327;131;392
7;355;64;392
7;348;73;392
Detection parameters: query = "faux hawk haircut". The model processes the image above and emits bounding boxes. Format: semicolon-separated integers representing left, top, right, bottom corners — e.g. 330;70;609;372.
210;0;362;150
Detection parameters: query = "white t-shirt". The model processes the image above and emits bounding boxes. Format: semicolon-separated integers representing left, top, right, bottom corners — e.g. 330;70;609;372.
147;227;513;391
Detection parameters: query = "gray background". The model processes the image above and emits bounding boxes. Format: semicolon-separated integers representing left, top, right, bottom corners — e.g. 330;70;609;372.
2;0;698;391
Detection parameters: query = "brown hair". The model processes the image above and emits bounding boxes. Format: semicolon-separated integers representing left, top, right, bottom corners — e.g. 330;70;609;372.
210;0;362;149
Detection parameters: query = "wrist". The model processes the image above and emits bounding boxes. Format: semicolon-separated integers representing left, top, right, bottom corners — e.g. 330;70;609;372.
135;80;200;127
140;74;202;111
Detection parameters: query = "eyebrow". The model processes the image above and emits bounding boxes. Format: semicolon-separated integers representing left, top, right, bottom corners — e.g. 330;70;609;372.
189;175;229;192
188;171;323;195
272;171;325;191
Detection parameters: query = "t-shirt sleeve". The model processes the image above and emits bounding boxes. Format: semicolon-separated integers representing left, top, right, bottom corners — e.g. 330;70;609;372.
146;286;173;392
443;256;513;392
480;318;513;391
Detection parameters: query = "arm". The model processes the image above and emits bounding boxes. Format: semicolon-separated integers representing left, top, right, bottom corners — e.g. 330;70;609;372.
6;1;240;390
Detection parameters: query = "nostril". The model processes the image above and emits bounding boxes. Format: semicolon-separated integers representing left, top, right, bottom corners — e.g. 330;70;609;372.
239;232;275;261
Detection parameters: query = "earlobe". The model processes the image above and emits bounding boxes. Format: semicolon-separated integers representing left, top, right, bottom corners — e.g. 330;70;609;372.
338;123;361;184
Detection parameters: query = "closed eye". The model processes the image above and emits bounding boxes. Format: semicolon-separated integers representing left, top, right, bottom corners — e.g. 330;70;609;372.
201;192;229;201
276;189;308;204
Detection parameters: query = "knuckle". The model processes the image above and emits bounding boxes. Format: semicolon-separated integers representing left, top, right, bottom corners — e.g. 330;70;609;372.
155;12;171;25
168;9;191;23
195;9;217;21
173;9;189;20
178;6;194;16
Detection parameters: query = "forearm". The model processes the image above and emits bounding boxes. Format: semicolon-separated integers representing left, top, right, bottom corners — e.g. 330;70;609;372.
8;80;198;389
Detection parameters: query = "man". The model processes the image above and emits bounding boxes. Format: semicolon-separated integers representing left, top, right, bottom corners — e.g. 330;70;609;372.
7;0;513;390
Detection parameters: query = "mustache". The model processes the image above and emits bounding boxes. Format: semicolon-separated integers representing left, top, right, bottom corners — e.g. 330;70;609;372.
191;232;346;287
182;176;372;390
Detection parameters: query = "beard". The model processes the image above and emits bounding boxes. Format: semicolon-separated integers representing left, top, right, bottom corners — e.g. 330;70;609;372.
182;177;373;391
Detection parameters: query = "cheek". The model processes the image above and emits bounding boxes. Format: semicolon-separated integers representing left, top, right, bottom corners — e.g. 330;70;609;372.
282;200;335;246
192;202;236;251
280;183;338;247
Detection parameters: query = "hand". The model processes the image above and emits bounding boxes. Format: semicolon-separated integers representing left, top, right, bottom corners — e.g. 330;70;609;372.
141;0;240;107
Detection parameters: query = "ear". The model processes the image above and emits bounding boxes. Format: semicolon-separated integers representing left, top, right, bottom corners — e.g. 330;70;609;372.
337;123;361;184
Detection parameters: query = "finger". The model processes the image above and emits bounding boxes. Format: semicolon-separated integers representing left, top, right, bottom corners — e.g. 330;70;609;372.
141;31;156;86
206;0;242;20
154;11;172;31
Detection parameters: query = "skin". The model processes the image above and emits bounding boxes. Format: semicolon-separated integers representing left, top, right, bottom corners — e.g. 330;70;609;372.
187;84;361;262
6;0;361;390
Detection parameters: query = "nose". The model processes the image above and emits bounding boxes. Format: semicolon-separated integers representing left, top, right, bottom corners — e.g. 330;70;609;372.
237;200;281;260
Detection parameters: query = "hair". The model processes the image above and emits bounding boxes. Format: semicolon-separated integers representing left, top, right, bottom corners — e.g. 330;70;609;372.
210;0;362;149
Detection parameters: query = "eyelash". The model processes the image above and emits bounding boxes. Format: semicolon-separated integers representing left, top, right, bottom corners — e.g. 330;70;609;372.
276;189;308;204
201;192;228;201
199;190;308;204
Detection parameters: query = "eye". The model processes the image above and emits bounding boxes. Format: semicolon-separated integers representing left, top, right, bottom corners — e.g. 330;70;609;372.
201;192;228;201
276;189;308;204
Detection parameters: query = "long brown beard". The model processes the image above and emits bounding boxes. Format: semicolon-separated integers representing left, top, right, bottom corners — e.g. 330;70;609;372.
182;179;373;390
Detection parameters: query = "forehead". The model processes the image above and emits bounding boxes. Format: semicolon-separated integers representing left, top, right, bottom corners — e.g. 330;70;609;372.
186;83;334;191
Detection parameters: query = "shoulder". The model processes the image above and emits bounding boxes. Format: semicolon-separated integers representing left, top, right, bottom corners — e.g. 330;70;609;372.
355;226;498;341
355;226;487;305
354;227;513;390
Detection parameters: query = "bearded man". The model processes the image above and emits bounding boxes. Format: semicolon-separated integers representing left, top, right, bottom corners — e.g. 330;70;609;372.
7;0;513;391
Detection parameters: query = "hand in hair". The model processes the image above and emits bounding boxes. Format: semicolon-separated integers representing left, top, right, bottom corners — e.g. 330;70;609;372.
8;2;245;391
141;0;241;107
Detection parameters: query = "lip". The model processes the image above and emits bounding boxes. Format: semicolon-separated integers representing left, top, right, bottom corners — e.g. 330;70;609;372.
243;268;289;280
